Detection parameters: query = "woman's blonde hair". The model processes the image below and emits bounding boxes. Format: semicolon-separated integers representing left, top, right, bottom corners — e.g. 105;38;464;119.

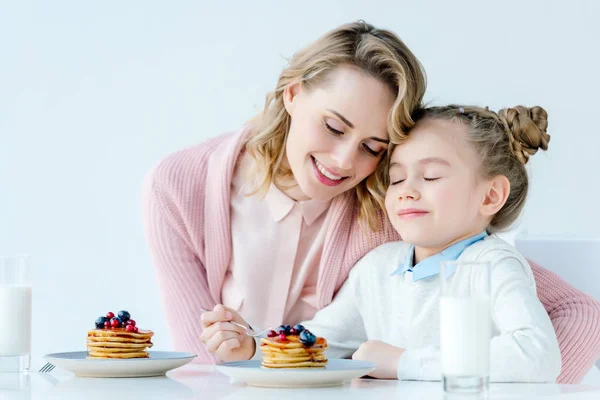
245;21;426;231
397;105;550;233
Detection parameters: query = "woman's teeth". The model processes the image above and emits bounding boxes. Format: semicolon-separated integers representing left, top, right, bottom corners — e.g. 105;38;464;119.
314;158;343;181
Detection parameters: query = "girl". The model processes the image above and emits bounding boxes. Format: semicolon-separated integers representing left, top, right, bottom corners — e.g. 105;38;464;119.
326;105;562;381
206;105;564;382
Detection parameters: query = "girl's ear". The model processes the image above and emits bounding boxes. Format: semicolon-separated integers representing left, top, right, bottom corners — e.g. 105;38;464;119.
480;175;510;217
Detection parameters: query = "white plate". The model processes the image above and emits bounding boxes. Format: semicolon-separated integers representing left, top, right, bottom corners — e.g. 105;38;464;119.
216;359;376;388
43;351;196;378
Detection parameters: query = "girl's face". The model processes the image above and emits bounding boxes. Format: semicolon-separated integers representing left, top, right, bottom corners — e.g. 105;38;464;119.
385;118;491;250
283;66;395;201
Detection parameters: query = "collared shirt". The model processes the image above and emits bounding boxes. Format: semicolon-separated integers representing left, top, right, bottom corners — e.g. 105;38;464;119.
301;237;561;383
221;151;331;330
391;231;488;281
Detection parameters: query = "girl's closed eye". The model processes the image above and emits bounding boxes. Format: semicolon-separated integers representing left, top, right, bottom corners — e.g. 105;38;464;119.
389;177;405;185
424;177;441;182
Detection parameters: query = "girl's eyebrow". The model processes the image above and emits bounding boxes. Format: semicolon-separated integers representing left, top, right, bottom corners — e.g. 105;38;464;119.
418;157;451;166
390;157;451;168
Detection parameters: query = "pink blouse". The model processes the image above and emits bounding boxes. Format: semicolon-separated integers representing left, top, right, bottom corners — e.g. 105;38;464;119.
221;152;331;330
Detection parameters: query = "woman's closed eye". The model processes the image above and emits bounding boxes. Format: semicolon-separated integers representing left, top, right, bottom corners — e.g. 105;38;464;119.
323;120;344;136
324;119;382;157
362;143;381;157
424;177;440;182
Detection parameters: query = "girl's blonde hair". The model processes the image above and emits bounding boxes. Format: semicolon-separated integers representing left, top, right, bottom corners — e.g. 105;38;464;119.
245;21;426;231
402;105;550;233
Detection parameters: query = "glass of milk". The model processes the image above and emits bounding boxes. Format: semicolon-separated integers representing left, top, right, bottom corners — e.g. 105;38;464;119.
440;261;491;394
0;256;32;372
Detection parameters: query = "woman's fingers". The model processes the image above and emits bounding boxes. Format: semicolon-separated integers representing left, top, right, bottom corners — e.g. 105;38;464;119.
201;304;233;328
205;330;241;352
200;321;246;344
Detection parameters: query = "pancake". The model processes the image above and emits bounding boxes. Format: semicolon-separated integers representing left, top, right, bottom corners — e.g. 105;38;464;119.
86;336;150;344
261;346;325;355
87;350;149;359
86;327;153;359
86;341;152;349
260;331;328;369
87;329;153;339
86;346;149;353
261;360;327;368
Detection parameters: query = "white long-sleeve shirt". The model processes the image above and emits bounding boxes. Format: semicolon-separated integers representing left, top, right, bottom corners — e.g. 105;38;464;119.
301;236;562;382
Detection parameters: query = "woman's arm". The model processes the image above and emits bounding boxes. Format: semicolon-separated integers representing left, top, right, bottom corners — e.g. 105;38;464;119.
142;166;217;364
530;260;600;383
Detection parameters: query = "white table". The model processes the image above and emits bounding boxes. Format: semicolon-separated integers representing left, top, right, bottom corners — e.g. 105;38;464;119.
2;364;600;400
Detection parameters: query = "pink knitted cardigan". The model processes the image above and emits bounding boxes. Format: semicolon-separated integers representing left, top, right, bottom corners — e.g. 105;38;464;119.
142;128;600;383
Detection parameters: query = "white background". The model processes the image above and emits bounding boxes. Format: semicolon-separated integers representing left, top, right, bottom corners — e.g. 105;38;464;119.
1;1;599;364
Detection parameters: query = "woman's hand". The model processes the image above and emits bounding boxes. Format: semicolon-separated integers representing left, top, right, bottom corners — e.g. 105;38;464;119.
352;340;405;379
200;304;256;362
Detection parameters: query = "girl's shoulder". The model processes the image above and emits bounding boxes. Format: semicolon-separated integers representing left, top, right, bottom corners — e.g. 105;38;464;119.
350;241;412;278
465;236;527;263
462;235;535;284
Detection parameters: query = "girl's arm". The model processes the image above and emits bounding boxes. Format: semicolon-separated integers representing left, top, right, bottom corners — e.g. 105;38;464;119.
301;262;369;359
396;253;561;382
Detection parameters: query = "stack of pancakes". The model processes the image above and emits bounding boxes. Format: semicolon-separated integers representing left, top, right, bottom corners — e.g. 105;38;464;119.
86;328;154;359
260;335;328;368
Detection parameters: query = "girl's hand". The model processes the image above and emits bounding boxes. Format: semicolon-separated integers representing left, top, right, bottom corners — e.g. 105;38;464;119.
352;340;405;379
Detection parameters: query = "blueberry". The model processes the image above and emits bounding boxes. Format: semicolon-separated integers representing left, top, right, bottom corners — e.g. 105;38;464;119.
293;324;305;333
118;310;130;322
299;330;316;346
116;317;125;326
277;325;291;335
95;316;108;329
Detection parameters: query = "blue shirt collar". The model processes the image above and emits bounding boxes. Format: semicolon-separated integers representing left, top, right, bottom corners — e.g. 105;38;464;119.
391;231;488;281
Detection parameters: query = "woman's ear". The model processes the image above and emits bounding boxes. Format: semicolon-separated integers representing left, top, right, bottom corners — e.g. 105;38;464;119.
283;80;302;115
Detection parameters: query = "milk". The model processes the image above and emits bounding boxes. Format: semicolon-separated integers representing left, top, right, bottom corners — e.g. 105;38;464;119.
440;295;491;376
0;285;32;356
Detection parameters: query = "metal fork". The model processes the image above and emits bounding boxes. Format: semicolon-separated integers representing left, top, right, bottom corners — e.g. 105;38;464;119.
199;308;273;338
39;362;55;373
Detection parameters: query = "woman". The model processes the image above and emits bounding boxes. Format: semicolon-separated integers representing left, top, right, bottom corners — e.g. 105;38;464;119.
143;21;600;383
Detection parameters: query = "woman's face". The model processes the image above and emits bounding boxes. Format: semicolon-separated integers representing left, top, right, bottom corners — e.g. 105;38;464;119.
283;66;396;202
